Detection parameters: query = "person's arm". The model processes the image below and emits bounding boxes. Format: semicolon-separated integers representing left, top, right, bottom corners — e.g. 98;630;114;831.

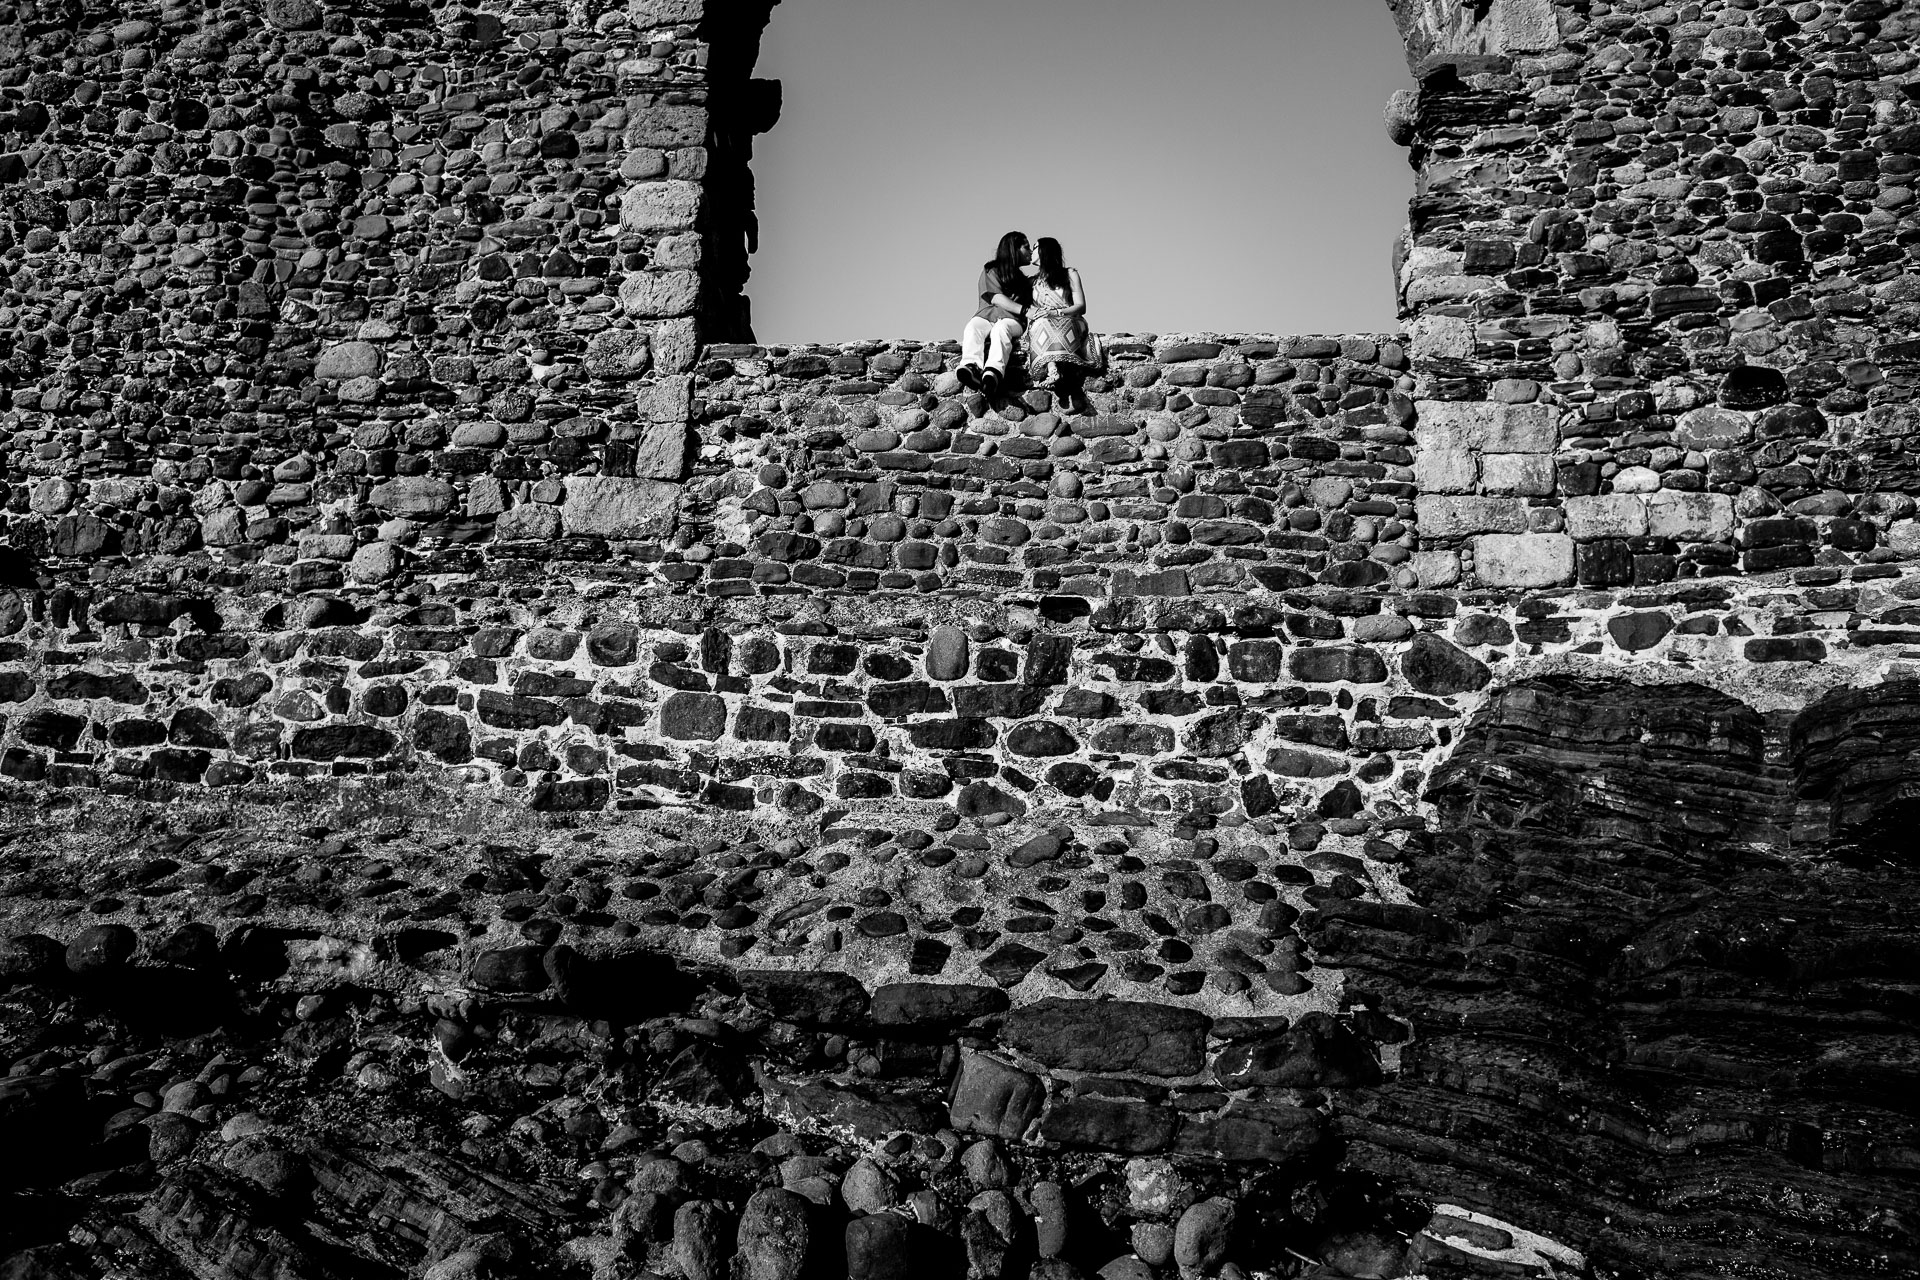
980;269;1025;319
1056;270;1087;318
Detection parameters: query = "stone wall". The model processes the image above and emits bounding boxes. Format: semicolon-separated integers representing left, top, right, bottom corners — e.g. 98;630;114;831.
7;0;1920;613
0;548;1910;847
1386;0;1920;586
0;0;776;587
4;323;1920;815
5;2;1920;1280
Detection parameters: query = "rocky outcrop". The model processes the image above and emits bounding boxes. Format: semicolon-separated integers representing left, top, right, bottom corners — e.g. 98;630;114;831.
1306;675;1920;1279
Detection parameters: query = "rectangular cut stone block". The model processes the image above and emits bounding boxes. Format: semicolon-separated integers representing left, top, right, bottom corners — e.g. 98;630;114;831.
1646;491;1735;541
1475;533;1575;587
1675;407;1751;449
1479;453;1555;496
634;375;692;422
1481;403;1558;453
1416;495;1528;537
561;477;677;540
619;180;702;232
1411;550;1461;587
651;317;701;373
299;534;356;560
630;0;704;23
466;476;507;517
1404;275;1495;306
1004;998;1209;1076
626;420;688;481
1412;419;1478;493
1495;0;1559;51
1112;568;1190;597
624;104;707;149
1402;245;1463;280
1409;315;1473;361
1564;494;1648;540
620;270;701;318
1625;176;1696;203
652;232;703;269
1040;1097;1177;1154
1415;400;1499;439
1413;400;1555;509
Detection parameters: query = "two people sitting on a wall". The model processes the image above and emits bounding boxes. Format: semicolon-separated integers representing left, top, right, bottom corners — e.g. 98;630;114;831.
957;230;1103;407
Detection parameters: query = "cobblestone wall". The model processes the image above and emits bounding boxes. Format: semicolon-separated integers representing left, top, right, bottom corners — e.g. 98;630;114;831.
6;0;1920;612
687;337;1419;598
6;4;1920;1279
1;558;1912;829
0;0;776;587
1387;0;1920;586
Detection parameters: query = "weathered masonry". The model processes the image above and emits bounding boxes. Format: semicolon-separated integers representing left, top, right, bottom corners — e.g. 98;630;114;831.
1;2;1919;1279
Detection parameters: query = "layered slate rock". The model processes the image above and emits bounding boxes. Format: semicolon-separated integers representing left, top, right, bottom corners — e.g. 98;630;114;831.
1305;676;1920;1280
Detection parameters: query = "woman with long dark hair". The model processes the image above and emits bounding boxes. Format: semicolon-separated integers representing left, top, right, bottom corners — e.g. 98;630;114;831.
958;231;1032;399
1024;237;1101;408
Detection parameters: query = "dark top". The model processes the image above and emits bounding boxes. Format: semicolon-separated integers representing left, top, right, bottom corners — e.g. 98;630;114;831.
974;265;1028;325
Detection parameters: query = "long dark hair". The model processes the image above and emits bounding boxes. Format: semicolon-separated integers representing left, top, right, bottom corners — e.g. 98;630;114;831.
988;231;1031;303
1035;237;1071;294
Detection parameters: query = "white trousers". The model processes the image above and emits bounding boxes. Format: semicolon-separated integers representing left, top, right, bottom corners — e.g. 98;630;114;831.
961;316;1022;373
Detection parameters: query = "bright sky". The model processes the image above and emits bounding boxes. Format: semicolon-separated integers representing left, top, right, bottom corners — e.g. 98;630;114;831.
746;0;1416;344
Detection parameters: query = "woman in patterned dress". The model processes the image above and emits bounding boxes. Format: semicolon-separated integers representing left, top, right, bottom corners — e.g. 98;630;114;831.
1024;238;1100;408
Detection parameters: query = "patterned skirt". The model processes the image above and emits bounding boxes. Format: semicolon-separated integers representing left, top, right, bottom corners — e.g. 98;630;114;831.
1027;310;1100;382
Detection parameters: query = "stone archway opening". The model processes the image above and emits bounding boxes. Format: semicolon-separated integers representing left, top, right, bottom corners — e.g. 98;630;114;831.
741;0;1416;343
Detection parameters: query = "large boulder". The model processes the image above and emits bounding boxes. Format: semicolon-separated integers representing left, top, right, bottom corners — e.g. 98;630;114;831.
735;1189;814;1280
66;924;138;975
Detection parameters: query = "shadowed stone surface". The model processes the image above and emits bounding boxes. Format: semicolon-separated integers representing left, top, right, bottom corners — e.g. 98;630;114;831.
1306;676;1920;1280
